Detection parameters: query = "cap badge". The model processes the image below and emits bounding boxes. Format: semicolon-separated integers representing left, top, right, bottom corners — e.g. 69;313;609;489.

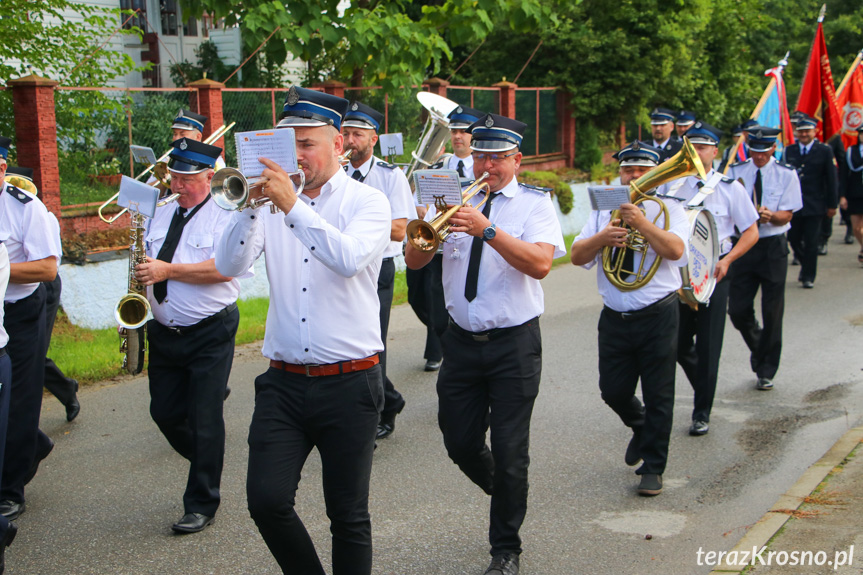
179;139;188;150
456;106;463;114
755;130;763;139
177;109;184;118
351;103;359;111
694;121;702;129
286;87;300;106
485;117;494;128
632;141;640;151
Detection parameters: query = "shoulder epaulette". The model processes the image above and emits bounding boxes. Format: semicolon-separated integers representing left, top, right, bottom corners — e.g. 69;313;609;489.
461;179;476;188
5;186;33;204
730;158;751;168
520;183;552;194
720;176;735;184
778;162;796;170
376;161;397;170
654;193;684;202
429;159;445;170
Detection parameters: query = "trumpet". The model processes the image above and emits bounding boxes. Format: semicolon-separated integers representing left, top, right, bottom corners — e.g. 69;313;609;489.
98;122;235;223
210;167;306;213
406;172;491;252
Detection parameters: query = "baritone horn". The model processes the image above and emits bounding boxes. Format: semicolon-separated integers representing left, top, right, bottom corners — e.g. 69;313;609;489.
210;167;305;213
601;137;706;291
406;172;491;252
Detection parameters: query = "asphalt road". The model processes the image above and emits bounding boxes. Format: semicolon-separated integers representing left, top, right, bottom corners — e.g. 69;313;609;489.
11;231;863;575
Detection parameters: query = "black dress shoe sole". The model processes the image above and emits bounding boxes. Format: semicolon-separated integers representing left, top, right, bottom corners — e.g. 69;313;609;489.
171;516;215;533
0;503;24;522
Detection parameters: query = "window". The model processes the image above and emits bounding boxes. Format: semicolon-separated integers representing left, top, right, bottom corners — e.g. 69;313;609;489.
183;16;198;37
120;0;148;32
160;0;178;36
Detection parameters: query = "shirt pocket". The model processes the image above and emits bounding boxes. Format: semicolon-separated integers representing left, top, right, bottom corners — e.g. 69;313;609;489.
185;232;214;253
145;228;167;254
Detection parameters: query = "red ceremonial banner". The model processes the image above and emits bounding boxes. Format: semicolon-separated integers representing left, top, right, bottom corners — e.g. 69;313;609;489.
837;63;863;148
796;22;842;141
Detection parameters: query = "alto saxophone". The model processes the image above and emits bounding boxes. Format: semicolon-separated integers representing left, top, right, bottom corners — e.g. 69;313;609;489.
115;211;151;375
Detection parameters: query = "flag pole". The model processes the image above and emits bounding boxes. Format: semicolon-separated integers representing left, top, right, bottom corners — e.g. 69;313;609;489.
723;53;788;174
836;49;863;99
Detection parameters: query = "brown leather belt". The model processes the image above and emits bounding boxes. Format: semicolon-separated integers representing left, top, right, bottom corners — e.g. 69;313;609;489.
269;354;379;377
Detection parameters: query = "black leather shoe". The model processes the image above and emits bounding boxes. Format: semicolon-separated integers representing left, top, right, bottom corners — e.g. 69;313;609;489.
791;255;800;265
485;553;519;575
24;437;54;485
376;403;405;440
0;521;17;575
845;231;855;245
756;377;774;391
625;428;642;466
66;380;80;422
637;473;663;496
817;242;828;256
171;513;214;533
0;501;24;522
802;280;814;289
689;420;709;436
424;359;441;372
224;386;231;401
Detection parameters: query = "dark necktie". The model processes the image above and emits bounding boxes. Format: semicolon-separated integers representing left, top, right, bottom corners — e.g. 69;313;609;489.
456;160;465;179
754;168;763;206
463;192;496;302
153;196;209;303
801;145;808;156
351;169;363;181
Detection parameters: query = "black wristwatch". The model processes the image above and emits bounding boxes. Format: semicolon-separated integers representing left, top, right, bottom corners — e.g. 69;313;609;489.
482;224;497;241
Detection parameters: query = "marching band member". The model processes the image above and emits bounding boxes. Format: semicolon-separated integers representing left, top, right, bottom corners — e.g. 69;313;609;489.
729;128;802;391
657;122;759;434
405;113;564;575
216;86;390;575
675;110;696;139
0;137;60;521
0;242;17;572
844;125;863;264
650;108;683;161
342;101;414;441
571;141;689;496
147;109;226;189
136;138;241;533
785;113;838;287
444;105;485;179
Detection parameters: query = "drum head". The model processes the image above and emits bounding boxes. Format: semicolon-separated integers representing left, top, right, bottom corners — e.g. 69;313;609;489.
683;208;719;304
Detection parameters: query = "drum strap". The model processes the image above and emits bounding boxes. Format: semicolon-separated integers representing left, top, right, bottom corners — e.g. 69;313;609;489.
685;171;724;207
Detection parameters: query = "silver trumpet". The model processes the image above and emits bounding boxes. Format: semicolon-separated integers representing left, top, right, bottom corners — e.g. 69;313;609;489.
210;167;305;213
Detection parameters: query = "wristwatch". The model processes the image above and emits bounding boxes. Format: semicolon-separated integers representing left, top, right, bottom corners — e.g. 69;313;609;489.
482;223;497;241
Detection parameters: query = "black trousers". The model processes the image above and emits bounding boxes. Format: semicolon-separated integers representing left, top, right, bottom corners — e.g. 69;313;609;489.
788;214;822;283
377;258;404;417
728;235;788;380
598;295;678;475
147;305;239;516
678;276;731;423
405;254;447;362
820;214;833;243
247;365;382;575
0;351;13;540
43;275;77;406
1;284;47;503
437;318;542;557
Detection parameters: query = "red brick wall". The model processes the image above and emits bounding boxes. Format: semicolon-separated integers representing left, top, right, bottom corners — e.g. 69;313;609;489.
188;79;225;154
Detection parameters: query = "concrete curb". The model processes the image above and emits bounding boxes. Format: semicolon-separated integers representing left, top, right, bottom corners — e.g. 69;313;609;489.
708;425;863;574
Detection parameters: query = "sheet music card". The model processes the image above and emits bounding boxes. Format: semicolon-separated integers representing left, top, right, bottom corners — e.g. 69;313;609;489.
378;133;403;157
588;185;630;211
235;128;298;179
118;175;159;219
413;170;464;206
130;145;158;166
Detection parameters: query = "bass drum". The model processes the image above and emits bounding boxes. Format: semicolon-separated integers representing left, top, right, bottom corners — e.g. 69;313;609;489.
678;207;719;308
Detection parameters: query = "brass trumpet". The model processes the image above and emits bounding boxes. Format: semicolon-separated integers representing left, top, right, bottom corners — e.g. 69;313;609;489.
406;172;491;252
210;167;306;213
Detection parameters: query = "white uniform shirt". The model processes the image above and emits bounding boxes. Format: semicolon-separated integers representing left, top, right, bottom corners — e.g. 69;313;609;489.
574;197;689;313
447;153;474;178
659;169;759;255
47;212;62;271
216;168;390;364
348;156;414;259
145;197;244;327
729;158;802;238
430;178;565;332
0;182;61;303
0;243;9;348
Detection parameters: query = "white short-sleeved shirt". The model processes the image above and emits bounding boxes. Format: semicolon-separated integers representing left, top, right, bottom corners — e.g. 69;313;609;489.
729;158;803;238
0;182;61;303
216;167;391;364
0;243;9;347
47;212;62;271
347;156;414;258
145;196;246;327
574;197;689;313
429;178;565;332
658;169;759;254
447;154;474;178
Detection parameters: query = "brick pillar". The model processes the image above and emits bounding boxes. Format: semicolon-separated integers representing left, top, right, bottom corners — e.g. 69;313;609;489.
188;78;225;152
318;80;346;99
560;91;576;168
619;119;627;149
493;80;518;120
7;73;61;216
422;77;449;98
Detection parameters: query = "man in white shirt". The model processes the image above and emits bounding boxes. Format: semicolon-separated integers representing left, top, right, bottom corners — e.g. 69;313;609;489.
729;128;802;390
0;136;60;521
215;87;390;575
406;113;564;575
342;101;414;440
135;138;241;534
571;141;688;497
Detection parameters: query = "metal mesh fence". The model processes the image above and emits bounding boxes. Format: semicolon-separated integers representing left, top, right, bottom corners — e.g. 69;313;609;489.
515;88;562;157
448;87;501;116
222;89;282;167
344;86;426;163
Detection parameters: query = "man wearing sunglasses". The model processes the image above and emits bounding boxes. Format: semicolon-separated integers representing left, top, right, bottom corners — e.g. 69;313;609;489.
405;113;564;575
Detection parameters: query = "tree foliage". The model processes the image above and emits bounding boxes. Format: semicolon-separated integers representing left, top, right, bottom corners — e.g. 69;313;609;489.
181;0;557;92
